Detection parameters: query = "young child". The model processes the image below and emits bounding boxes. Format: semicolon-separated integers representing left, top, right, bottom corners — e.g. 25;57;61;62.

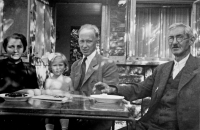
44;52;74;130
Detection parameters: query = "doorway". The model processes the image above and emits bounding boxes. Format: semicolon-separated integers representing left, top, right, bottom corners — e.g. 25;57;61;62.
55;3;102;66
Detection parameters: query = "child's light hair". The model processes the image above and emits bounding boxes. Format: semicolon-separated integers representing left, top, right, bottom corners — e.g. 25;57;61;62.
48;52;69;73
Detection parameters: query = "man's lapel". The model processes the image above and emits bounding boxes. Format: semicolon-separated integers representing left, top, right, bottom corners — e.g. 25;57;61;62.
151;61;174;105
74;60;82;89
82;54;99;86
178;55;197;93
143;62;173;120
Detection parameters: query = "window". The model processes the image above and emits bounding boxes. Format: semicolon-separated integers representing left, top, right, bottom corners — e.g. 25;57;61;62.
134;5;191;60
101;0;196;62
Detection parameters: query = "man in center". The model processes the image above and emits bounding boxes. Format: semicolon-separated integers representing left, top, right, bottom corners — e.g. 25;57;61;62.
69;24;119;130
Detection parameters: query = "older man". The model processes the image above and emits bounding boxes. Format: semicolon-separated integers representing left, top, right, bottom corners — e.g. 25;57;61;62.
94;23;200;130
69;24;119;130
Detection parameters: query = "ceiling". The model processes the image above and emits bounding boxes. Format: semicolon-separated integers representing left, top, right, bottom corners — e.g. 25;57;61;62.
54;0;196;17
137;0;196;4
51;0;106;4
52;0;196;4
56;3;102;16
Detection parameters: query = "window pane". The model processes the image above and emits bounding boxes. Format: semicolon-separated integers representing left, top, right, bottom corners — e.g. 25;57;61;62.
135;6;191;60
109;3;126;56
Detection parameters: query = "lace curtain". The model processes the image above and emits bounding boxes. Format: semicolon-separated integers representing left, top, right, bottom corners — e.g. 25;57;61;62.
133;6;191;60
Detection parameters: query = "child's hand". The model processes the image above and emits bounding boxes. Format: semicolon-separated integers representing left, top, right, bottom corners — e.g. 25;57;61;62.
62;93;73;103
44;89;65;96
50;90;63;96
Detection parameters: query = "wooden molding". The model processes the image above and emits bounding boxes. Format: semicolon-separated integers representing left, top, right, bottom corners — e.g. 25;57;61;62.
136;0;195;4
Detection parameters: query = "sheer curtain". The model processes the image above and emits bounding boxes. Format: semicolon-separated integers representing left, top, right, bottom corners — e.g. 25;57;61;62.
134;6;191;60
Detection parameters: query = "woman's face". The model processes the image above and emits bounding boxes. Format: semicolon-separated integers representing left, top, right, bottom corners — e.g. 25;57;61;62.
6;38;24;60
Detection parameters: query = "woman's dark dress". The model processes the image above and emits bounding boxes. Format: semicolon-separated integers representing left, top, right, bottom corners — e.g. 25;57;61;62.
0;58;38;93
0;58;44;130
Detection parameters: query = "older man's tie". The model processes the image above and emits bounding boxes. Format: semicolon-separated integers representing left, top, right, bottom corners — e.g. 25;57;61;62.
78;57;87;89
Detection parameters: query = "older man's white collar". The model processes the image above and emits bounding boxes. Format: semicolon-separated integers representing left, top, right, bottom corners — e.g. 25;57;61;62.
173;53;190;79
173;53;190;66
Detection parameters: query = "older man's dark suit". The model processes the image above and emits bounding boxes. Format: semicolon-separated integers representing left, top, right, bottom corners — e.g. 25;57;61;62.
118;55;200;130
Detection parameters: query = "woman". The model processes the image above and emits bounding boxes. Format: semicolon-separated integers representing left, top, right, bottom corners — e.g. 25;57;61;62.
0;33;38;94
0;33;44;130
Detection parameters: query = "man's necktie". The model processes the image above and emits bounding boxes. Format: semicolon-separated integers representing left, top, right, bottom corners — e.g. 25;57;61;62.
78;57;87;89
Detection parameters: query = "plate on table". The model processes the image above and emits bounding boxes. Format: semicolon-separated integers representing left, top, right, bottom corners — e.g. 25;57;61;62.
90;94;124;103
32;95;65;101
0;93;32;102
90;102;124;111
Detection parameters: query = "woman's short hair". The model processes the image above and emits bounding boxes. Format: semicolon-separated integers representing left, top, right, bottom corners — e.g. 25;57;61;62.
169;23;194;39
48;52;69;73
3;33;27;53
78;24;100;39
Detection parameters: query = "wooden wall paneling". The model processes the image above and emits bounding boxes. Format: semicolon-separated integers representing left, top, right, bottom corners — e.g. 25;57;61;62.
191;0;200;56
127;0;136;60
0;1;4;56
101;3;109;57
108;0;127;64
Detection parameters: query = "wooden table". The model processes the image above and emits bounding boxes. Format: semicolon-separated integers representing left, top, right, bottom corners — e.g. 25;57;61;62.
0;95;135;129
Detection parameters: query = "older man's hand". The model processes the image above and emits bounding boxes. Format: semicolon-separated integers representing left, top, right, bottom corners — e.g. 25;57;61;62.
93;82;116;94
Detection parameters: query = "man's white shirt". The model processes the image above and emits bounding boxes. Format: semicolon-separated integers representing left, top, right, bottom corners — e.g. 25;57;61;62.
82;50;96;73
172;54;190;79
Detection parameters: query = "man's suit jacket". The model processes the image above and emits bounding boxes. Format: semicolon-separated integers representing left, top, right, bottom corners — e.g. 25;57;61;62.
118;55;200;130
70;53;119;96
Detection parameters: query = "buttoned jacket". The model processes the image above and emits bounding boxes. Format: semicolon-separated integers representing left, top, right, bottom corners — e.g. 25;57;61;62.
70;53;119;96
118;55;200;130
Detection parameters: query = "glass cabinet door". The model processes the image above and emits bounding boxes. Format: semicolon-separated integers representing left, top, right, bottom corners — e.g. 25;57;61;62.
102;0;195;64
191;0;200;57
101;0;128;64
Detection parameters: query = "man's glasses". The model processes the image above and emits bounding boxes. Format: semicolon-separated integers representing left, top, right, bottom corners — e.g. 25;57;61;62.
168;35;189;43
